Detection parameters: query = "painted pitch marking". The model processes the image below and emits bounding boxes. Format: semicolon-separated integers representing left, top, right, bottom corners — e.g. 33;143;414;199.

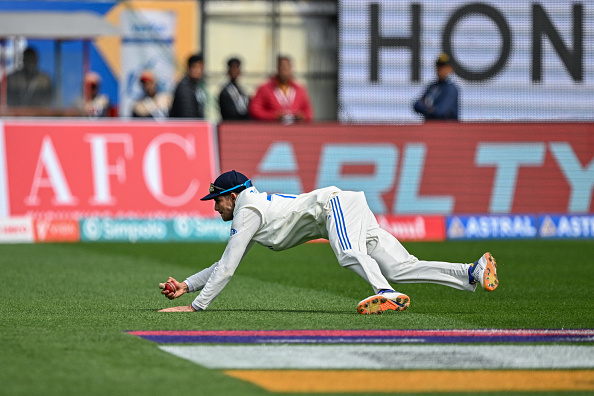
158;344;594;370
135;330;594;393
130;328;594;344
224;370;594;393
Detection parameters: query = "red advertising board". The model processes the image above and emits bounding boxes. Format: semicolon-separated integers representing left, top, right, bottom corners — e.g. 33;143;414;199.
33;218;80;242
218;122;594;215
306;215;445;242
0;120;218;218
376;215;445;241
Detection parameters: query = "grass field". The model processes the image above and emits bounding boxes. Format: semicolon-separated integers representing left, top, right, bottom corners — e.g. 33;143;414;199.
1;239;593;395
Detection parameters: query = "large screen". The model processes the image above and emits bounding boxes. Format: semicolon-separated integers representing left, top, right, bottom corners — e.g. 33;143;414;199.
338;0;593;122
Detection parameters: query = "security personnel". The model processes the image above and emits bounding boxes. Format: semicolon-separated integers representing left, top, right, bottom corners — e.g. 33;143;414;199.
413;53;460;120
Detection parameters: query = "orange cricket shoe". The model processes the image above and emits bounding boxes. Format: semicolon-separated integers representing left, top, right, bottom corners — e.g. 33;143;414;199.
469;252;499;291
357;291;410;315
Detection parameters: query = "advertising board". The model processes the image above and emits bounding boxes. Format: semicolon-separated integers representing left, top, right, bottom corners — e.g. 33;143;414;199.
339;0;593;122
538;214;594;238
33;218;80;242
0;120;218;219
0;217;34;243
446;215;538;240
218;122;594;216
376;215;445;241
79;217;230;243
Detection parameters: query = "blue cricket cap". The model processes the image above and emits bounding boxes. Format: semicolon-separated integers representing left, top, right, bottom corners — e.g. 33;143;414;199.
200;170;252;201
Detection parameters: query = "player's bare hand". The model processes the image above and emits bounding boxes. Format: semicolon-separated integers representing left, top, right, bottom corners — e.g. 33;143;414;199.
158;305;197;312
158;277;188;300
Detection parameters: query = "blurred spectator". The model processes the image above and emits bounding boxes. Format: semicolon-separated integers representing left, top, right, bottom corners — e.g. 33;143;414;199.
169;53;207;118
7;47;53;107
75;71;110;118
413;53;459;121
249;55;313;124
132;70;172;119
218;57;250;121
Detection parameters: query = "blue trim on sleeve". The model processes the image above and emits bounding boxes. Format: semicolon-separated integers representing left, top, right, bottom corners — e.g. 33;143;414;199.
267;193;297;201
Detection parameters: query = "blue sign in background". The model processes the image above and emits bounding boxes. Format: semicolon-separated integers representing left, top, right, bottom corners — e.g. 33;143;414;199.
78;214;594;243
446;215;538;240
447;214;594;240
538;215;594;239
80;217;231;243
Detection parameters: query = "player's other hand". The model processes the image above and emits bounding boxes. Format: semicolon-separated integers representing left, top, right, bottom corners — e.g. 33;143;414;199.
160;277;188;300
158;305;197;312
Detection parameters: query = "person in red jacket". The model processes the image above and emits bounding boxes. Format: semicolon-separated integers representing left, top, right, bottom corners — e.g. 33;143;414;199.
249;55;313;124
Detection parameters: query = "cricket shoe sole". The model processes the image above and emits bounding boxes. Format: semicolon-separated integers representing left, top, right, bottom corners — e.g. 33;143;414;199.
473;252;499;291
357;293;410;315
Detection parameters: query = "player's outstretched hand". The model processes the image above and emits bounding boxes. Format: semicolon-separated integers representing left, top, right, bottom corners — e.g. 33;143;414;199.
158;277;187;300
158;305;197;312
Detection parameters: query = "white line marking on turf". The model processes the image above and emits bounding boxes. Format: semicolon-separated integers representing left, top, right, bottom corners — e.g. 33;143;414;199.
159;345;594;370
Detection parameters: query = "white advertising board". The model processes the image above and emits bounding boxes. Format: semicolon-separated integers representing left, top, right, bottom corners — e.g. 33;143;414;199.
0;217;34;243
338;0;593;122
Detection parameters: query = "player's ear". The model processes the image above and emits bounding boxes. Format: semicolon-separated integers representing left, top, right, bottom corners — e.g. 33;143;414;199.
230;192;238;205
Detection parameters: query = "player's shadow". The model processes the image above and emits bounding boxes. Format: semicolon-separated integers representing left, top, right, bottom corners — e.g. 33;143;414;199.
211;308;353;314
142;308;353;314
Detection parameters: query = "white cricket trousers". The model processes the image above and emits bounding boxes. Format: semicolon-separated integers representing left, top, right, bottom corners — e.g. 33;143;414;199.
325;191;476;294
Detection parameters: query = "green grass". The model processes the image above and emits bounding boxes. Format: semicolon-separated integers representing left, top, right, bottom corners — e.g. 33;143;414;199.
1;240;592;395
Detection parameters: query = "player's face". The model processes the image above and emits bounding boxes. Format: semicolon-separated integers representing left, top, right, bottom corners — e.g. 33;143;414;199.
214;193;237;221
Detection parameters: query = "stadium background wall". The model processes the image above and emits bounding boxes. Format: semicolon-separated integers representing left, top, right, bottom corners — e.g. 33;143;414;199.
0;120;592;243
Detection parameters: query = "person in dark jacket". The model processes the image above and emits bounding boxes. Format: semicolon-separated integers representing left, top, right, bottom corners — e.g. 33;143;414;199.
413;53;459;121
7;47;53;107
169;53;207;118
218;57;250;121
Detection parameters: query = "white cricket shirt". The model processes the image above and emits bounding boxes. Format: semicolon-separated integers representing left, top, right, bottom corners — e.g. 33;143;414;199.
185;186;341;310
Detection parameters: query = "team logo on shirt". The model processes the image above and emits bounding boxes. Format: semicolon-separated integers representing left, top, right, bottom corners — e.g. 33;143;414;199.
230;228;237;236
